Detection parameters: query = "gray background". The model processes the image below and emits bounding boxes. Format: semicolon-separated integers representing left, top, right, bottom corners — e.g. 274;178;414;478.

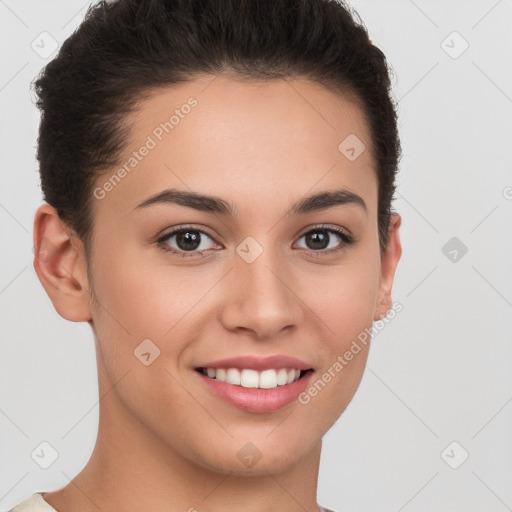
1;1;511;511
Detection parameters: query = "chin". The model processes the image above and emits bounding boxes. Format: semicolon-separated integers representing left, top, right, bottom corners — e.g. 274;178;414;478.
190;441;305;476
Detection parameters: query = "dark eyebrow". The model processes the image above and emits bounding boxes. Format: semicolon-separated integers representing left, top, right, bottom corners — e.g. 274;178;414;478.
287;188;367;217
133;187;367;216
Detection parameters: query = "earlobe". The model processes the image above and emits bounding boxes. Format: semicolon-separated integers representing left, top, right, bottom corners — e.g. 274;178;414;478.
374;213;402;322
33;203;93;322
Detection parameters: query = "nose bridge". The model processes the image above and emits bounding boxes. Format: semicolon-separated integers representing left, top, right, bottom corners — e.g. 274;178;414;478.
239;243;285;298
221;234;302;337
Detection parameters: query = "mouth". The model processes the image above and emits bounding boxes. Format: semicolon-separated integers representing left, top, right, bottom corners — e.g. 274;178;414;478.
194;365;315;413
195;367;314;389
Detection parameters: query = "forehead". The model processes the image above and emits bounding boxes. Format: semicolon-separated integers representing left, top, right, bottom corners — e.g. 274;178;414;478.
94;75;377;218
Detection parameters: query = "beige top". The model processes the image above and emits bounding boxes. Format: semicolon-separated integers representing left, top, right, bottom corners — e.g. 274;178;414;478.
10;493;337;512
9;494;56;512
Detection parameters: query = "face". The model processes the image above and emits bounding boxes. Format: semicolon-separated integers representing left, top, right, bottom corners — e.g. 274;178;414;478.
37;75;401;476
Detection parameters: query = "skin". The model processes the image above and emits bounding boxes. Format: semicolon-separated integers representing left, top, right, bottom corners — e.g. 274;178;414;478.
33;75;402;512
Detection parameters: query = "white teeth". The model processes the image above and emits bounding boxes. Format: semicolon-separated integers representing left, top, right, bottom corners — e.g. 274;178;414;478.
259;369;277;389
241;369;259;388
226;368;241;385
202;367;304;389
276;368;289;386
286;369;296;384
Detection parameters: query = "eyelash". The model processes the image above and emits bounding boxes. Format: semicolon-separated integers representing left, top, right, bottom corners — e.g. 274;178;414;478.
155;224;356;259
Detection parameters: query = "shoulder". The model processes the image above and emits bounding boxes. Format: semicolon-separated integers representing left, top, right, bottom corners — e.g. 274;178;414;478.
8;493;57;512
9;495;337;512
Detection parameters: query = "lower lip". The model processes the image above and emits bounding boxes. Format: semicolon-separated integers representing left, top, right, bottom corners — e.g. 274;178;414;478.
195;370;314;413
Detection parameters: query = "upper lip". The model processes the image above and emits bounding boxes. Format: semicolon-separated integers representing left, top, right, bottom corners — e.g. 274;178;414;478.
196;355;314;372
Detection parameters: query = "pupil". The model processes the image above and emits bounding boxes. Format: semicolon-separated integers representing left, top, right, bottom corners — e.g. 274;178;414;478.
307;231;329;250
177;231;200;251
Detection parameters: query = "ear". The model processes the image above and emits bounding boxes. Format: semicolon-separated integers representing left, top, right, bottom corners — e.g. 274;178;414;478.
374;212;402;321
32;203;93;322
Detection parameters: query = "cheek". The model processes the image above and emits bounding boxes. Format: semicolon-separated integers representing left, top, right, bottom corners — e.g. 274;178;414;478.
302;265;376;424
308;252;381;339
297;248;379;413
89;239;192;337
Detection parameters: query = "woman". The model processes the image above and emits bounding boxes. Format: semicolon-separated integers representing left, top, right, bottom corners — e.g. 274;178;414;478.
13;0;402;510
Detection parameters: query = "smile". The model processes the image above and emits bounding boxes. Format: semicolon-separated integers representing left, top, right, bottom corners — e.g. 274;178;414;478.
195;367;314;413
196;367;309;389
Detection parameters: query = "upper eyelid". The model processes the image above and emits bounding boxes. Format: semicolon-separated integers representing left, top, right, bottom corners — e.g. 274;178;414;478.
158;225;217;242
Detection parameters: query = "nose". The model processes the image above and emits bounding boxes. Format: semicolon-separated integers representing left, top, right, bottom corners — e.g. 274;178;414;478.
219;248;304;340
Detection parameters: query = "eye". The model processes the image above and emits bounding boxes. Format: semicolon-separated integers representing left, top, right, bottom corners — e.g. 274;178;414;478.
156;223;356;259
294;225;355;254
157;226;219;258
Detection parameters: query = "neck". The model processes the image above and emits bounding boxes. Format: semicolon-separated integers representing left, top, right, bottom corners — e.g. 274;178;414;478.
43;363;323;512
